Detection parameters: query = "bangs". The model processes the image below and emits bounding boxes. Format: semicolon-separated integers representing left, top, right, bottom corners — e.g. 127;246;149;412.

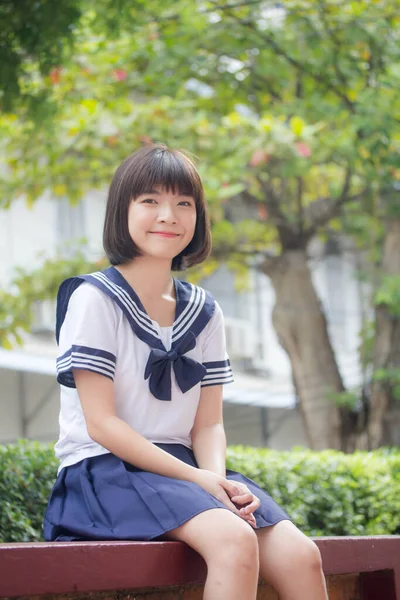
103;144;211;270
130;147;202;203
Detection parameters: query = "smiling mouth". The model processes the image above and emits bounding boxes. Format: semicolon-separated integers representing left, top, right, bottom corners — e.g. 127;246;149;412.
149;232;180;237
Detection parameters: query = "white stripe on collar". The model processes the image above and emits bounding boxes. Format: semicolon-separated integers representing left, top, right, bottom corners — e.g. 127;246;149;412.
172;286;206;343
92;272;159;337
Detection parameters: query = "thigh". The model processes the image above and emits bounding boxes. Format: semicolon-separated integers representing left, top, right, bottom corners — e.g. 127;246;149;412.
256;520;322;577
161;508;258;562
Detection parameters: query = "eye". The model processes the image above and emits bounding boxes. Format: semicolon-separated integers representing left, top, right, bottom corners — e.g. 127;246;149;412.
179;200;193;207
142;198;157;204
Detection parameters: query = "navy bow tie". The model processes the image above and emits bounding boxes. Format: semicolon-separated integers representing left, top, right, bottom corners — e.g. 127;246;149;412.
144;330;207;401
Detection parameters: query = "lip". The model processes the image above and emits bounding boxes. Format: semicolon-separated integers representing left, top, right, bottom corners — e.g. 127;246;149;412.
149;232;180;238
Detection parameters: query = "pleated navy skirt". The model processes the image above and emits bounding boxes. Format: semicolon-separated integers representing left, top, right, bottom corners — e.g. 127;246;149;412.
43;443;291;541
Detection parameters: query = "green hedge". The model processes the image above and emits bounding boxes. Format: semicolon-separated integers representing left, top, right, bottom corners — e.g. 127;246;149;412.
0;440;56;542
1;440;399;542
226;446;400;536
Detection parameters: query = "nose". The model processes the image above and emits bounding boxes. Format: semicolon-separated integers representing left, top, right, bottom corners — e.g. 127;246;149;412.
157;202;178;224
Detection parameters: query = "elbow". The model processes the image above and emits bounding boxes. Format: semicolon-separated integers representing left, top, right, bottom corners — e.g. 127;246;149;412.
191;422;224;440
86;422;103;444
86;415;116;444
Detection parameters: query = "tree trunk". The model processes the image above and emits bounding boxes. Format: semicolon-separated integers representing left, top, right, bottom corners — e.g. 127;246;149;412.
368;218;400;448
262;249;343;450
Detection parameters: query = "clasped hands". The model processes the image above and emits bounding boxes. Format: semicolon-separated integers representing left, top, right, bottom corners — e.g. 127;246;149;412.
229;480;260;528
194;469;261;528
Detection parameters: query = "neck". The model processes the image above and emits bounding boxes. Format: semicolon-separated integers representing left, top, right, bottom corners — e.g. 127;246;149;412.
114;257;174;298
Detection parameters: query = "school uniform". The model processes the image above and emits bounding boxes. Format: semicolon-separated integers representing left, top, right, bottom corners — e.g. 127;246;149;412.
43;266;290;541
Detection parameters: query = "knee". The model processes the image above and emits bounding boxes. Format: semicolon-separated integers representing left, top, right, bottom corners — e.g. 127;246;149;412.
210;522;259;573
296;539;323;575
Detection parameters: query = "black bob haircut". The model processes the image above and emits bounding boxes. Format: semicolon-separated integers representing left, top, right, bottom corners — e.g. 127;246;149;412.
103;144;212;271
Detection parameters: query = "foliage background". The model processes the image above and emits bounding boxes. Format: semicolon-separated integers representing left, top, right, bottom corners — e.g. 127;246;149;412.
2;0;400;451
1;440;399;542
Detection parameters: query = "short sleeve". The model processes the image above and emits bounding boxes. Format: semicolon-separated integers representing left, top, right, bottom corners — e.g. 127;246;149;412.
56;283;117;388
201;300;234;387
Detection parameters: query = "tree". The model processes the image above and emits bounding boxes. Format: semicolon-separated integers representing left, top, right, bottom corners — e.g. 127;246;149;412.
1;0;400;449
365;213;400;448
0;0;81;114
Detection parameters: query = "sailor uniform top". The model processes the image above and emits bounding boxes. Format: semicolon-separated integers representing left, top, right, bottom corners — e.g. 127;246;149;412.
54;266;234;473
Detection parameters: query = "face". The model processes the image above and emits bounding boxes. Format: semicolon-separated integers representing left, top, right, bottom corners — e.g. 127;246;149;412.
127;186;197;262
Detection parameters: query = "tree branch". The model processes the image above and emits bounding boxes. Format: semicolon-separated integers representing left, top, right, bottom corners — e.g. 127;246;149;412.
206;0;263;13
211;242;279;268
256;175;308;249
250;72;283;103
226;14;356;112
304;168;366;236
259;254;281;276
239;189;287;228
255;175;286;222
296;176;304;235
317;2;351;94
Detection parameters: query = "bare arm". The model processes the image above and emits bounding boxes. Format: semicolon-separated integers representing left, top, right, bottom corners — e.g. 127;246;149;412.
73;369;200;483
191;384;259;527
191;385;227;477
74;369;249;521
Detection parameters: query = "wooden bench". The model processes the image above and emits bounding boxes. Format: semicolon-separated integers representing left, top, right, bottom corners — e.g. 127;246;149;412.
0;536;399;599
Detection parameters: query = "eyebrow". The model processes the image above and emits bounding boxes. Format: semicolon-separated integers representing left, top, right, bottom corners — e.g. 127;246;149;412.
141;189;161;195
139;189;194;198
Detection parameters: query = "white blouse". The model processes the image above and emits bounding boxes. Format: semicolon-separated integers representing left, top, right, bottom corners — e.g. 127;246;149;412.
54;268;233;473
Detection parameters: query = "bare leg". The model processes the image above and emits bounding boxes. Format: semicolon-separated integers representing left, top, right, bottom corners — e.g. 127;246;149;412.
256;520;329;600
162;508;259;600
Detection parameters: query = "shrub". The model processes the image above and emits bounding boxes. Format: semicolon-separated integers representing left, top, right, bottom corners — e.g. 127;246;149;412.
227;445;400;536
1;440;399;542
0;440;56;542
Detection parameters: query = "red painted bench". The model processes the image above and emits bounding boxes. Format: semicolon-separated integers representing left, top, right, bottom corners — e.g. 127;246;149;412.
0;536;399;599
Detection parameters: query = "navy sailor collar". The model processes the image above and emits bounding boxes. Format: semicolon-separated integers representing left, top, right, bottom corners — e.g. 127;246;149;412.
56;266;215;401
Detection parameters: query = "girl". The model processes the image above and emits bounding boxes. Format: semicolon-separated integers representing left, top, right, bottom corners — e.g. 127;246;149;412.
44;144;329;600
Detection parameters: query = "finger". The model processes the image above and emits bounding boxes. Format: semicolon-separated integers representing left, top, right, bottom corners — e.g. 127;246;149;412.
247;514;257;528
242;511;257;525
239;510;257;528
220;479;242;497
230;501;257;529
218;485;258;527
239;497;260;515
230;493;253;505
217;489;243;516
226;481;250;496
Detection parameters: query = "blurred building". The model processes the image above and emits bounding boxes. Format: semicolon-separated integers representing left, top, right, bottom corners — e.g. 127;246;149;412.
0;191;368;449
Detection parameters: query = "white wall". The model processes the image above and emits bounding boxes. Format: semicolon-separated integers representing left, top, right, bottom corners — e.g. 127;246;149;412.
223;402;308;449
0;193;57;286
0;189;107;288
80;189;107;260
0;369;59;443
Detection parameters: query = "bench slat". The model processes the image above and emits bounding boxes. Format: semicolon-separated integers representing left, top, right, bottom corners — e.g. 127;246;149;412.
0;537;399;599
